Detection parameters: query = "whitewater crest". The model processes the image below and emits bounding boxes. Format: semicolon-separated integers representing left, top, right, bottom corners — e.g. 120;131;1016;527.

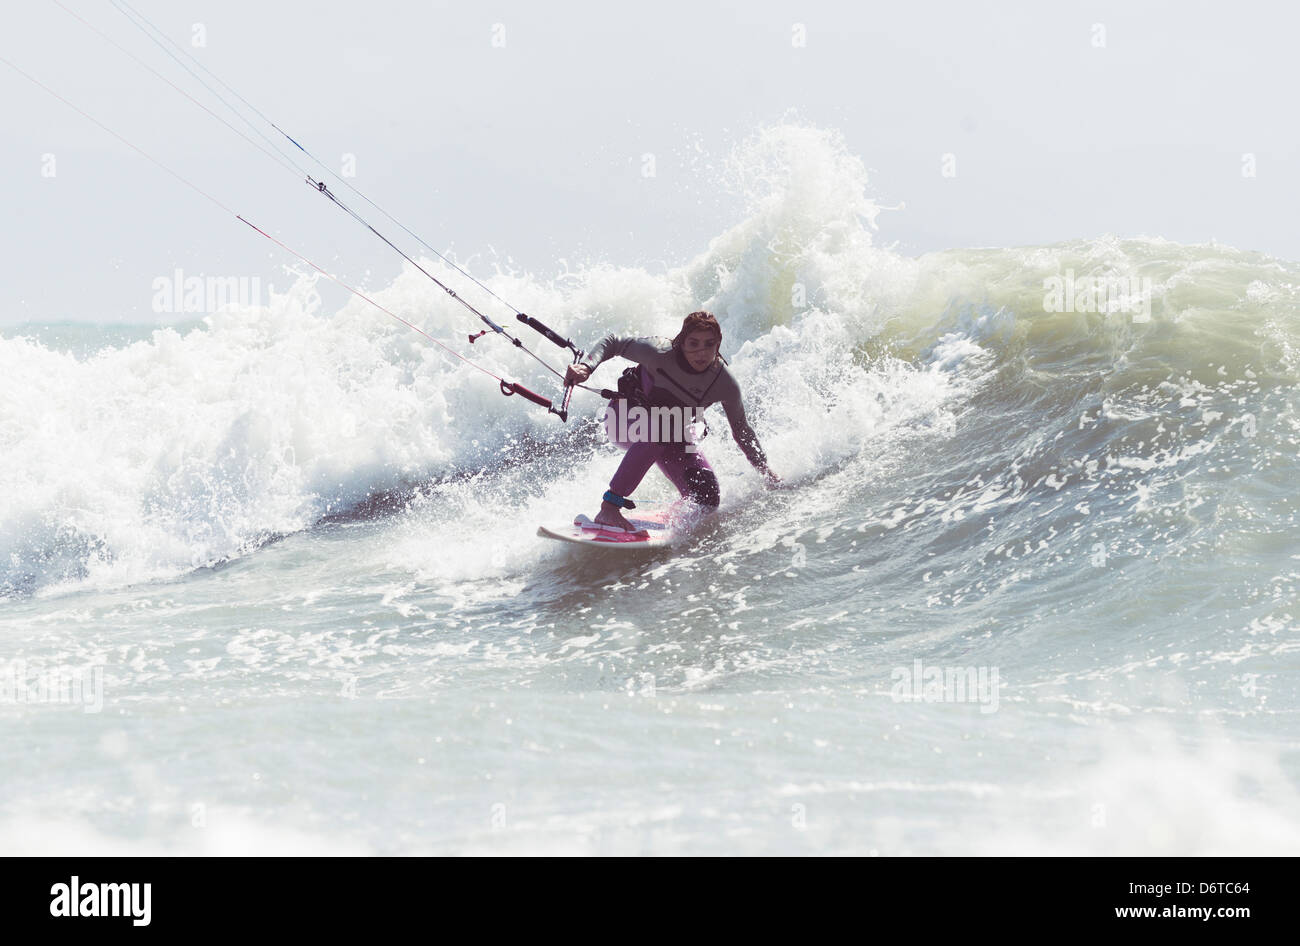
1;124;1297;597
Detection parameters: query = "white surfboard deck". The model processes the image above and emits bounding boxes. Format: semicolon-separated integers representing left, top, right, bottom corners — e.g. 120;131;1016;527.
537;502;680;550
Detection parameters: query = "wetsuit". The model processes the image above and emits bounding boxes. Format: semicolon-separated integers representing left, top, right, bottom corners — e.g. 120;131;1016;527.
580;334;769;507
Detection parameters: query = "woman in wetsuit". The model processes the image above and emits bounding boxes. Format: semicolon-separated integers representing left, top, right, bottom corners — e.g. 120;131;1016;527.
564;311;779;532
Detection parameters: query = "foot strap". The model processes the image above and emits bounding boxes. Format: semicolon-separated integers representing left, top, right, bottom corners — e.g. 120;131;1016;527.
603;490;637;510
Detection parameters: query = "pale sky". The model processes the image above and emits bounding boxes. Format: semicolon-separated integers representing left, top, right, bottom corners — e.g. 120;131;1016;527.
3;0;1296;324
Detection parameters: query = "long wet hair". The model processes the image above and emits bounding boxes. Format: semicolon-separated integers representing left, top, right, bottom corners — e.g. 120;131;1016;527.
671;311;723;352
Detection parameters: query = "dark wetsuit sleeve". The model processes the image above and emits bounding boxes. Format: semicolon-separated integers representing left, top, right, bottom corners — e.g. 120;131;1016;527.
719;380;769;471
581;335;666;372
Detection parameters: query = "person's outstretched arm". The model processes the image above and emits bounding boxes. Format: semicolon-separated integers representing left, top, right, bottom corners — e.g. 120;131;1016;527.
564;334;664;384
721;392;780;486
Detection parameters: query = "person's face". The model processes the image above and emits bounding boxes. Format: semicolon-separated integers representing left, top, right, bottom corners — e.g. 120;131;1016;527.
682;330;720;371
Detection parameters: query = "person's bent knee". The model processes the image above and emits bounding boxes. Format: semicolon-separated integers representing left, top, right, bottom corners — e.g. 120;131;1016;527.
694;484;720;508
685;469;720;508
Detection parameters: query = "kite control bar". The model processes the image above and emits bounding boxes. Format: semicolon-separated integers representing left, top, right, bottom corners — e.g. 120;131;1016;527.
516;313;581;356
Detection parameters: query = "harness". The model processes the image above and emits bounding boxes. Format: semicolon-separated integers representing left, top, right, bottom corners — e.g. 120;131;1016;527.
600;359;721;443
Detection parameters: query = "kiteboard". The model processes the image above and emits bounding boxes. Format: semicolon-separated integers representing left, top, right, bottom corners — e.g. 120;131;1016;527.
537;501;679;550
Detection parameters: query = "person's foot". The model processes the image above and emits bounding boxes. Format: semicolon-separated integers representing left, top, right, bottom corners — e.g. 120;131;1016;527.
594;500;640;532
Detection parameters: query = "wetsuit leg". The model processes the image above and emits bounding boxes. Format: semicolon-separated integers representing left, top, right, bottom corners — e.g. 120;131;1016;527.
605;365;662;500
656;444;720;508
609;441;663;497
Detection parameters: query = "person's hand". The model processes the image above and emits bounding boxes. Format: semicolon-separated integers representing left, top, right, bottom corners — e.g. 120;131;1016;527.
565;363;592;386
763;468;781;489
